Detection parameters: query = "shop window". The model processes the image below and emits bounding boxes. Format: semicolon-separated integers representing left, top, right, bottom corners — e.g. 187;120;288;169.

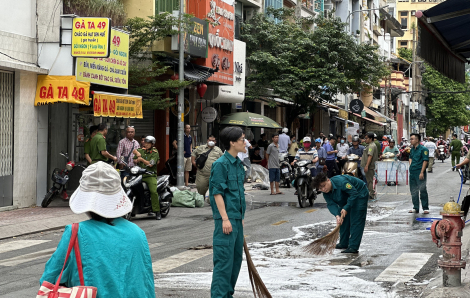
265;0;283;23
156;0;178;14
400;11;408;30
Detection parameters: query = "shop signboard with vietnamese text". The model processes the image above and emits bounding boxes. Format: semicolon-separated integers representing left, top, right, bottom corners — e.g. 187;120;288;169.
34;76;90;106
72;17;111;58
93;92;143;118
171;17;208;58
76;29;129;88
188;0;234;85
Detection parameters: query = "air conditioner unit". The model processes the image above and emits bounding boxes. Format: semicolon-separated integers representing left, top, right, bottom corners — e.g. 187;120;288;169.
411;10;416;16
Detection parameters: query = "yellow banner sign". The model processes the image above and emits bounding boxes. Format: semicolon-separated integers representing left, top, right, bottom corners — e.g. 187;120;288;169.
93;93;143;119
76;29;129;88
339;109;348;120
72;17;111;58
34;76;90;106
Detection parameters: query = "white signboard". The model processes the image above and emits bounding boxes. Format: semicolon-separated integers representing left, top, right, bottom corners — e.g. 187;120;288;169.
202;107;218;123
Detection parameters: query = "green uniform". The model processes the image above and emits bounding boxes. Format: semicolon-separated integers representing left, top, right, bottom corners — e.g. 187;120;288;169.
89;132;108;163
323;175;369;251
192;145;223;196
134;148;160;212
209;151;246;298
450;139;463;167
374;140;382;155
409;144;429;212
84;139;91;165
360;142;378;199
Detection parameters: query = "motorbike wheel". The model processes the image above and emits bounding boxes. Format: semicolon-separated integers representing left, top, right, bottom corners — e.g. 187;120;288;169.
41;189;57;208
286;179;291;188
297;185;307;208
161;205;170;218
308;192;316;207
442;158;444;163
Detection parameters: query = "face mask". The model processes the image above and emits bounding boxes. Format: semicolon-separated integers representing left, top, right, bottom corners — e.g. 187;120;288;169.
341;140;345;144
304;143;311;149
292;140;296;143
208;141;215;147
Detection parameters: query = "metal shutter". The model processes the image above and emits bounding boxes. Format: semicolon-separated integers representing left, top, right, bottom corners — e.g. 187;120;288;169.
130;110;155;140
0;71;14;207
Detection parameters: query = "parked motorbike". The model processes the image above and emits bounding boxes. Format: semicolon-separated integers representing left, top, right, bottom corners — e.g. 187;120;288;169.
121;161;173;220
41;152;86;208
342;154;360;177
293;160;316;208
279;153;293;188
437;145;446;163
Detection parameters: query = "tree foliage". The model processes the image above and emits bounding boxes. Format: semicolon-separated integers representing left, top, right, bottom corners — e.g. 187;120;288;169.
241;8;389;125
398;48;412;62
126;13;193;110
421;63;470;135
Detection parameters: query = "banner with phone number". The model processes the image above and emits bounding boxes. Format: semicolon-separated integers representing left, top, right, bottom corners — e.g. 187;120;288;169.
34;75;90;106
93;92;143;118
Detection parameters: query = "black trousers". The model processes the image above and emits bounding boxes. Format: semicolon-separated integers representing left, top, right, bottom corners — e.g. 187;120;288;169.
326;160;339;178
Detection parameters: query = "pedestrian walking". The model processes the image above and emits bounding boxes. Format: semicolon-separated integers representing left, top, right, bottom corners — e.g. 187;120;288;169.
237;138;253;182
450;134;462;170
315;138;327;176
336;136;349;170
116;126;140;178
424;137;437;173
133;136;162;219
89;123;117;164
84;125;98;165
39;162;155;298
408;133;429;214
325;136;340;178
209;127;246;298
278;128;291;153
266;134;282;195
191;135;223;198
313;172;368;254
184;124;193;188
361;133;378;200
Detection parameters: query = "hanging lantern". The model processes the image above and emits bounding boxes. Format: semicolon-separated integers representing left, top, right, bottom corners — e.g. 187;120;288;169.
197;83;207;98
171;74;179;81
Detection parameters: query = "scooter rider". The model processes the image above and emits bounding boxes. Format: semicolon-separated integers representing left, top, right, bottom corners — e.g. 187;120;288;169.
344;136;365;183
291;137;319;175
132;136;162;220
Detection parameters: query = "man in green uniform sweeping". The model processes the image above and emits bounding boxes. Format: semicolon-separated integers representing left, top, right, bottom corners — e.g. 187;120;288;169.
209;126;247;298
408;133;429;214
313;172;369;254
133;136;162;220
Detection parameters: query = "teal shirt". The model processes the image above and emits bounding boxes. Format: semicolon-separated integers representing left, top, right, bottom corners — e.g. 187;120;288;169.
409;144;429;173
40;218;155;298
383;146;400;160
209;151;246;220
322;175;369;215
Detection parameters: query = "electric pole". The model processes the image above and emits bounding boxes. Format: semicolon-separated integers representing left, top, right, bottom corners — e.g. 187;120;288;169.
177;0;185;187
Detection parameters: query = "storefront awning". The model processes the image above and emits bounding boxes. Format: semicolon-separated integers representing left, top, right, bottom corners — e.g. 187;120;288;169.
352;112;386;126
364;107;387;123
417;0;469;84
164;57;217;82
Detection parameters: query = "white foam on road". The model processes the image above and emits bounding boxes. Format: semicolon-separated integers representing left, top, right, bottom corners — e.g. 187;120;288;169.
156;221;391;297
0;240;50;254
375;253;433;282
152;249;213;273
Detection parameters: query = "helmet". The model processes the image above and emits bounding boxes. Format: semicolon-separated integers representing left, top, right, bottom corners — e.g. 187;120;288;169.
144;136;156;145
389;139;395;143
352;136;360;142
382;136;387;140
66;161;75;171
374;133;377;138
282;128;288;133
303;137;312;143
315;138;322;143
329;133;334;138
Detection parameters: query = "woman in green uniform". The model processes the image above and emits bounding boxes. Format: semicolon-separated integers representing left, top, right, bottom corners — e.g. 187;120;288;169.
313;172;369;253
132;136;161;220
209;126;247;298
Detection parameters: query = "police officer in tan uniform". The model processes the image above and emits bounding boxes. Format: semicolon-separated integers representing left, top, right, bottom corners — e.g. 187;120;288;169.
192;135;223;199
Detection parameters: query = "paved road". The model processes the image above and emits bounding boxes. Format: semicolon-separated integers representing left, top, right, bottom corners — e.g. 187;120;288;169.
0;159;463;297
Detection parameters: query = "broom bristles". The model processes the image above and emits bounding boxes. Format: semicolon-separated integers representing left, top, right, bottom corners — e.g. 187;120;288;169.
302;221;342;255
243;239;272;298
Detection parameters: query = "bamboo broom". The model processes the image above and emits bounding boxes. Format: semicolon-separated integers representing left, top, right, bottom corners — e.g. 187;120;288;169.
243;239;272;298
302;215;344;256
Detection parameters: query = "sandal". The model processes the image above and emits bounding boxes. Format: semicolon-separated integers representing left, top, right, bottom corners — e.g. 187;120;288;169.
270;193;277;195
276;192;284;195
408;209;418;213
423;210;430;214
